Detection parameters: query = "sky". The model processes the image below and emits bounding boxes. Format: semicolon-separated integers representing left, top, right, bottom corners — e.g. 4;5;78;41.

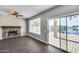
48;15;79;26
67;16;79;26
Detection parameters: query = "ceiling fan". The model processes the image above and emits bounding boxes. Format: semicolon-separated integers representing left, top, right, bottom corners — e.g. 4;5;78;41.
10;10;23;17
0;8;24;18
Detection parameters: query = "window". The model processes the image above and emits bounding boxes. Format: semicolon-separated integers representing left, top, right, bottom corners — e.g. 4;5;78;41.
67;15;79;52
67;15;79;42
29;18;41;35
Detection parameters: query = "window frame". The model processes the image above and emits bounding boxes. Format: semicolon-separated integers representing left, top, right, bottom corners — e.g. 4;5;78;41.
29;18;41;35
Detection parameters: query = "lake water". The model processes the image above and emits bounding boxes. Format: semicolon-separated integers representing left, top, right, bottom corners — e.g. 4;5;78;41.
49;27;79;35
62;29;79;35
67;29;79;35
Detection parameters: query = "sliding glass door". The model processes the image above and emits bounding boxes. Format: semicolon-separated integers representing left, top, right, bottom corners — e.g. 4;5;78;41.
48;18;60;48
48;14;79;53
48;17;67;51
48;17;67;50
60;17;67;50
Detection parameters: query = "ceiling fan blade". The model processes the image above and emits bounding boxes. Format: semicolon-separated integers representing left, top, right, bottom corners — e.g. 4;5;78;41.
18;15;23;17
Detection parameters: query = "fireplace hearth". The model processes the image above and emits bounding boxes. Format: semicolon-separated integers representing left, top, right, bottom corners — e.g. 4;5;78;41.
0;26;21;39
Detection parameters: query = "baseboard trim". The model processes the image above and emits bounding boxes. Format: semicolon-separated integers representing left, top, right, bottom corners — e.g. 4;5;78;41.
26;34;48;44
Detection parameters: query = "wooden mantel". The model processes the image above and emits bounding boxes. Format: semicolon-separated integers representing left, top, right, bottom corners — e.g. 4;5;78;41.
0;26;21;28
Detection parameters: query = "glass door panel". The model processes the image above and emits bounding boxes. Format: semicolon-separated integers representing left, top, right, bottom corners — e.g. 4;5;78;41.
56;18;60;38
48;18;60;48
60;17;67;50
67;15;79;52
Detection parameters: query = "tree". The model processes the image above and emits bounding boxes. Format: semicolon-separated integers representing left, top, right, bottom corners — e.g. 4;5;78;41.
31;19;40;26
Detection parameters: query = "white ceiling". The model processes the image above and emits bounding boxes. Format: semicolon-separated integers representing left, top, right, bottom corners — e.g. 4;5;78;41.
0;5;55;18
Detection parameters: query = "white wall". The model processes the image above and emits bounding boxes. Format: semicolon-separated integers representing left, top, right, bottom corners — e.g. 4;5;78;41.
19;18;27;36
0;16;19;26
27;5;79;43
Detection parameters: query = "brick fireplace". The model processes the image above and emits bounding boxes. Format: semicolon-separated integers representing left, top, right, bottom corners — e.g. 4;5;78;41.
0;26;21;39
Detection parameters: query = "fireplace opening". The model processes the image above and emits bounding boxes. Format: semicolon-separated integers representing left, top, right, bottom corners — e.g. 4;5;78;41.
8;31;17;36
